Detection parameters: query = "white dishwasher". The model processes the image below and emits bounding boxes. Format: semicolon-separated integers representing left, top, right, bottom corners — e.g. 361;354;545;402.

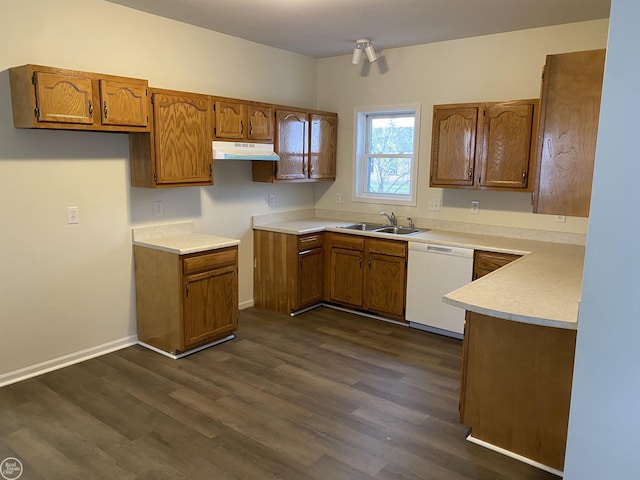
406;242;474;339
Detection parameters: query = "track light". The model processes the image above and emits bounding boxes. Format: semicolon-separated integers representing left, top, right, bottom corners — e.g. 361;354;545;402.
352;39;378;65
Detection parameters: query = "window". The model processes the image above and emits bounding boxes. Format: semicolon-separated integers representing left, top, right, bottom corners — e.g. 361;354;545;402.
353;104;421;206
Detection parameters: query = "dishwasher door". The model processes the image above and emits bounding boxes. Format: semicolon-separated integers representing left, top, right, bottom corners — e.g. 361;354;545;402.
406;243;474;339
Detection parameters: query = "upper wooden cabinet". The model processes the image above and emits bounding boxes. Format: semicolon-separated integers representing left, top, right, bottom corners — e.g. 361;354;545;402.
129;88;213;188
534;49;606;217
430;100;538;191
252;108;337;183
213;98;274;142
9;64;150;132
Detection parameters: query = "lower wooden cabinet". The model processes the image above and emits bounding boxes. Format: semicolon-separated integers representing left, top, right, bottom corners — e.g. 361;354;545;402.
253;230;324;314
133;245;238;356
325;232;407;321
473;250;521;280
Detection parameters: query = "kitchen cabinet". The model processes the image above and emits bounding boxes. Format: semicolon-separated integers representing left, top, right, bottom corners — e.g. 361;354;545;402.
9;64;150;132
430;100;538;191
253;230;324;314
213;97;274;142
325;233;407;321
534;49;606;217
459;311;576;471
472;250;521;280
252;108;337;182
129;88;214;188
133;245;238;356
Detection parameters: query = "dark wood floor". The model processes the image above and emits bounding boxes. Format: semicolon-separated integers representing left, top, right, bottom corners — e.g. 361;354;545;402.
0;307;559;479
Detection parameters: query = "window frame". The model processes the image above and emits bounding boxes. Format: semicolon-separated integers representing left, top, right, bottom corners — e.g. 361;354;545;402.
353;103;421;206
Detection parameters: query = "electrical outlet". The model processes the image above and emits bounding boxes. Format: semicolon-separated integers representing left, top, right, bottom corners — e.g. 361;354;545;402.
428;199;440;211
153;200;163;217
67;206;79;224
555;215;566;223
335;193;342;204
268;194;276;207
471;200;479;214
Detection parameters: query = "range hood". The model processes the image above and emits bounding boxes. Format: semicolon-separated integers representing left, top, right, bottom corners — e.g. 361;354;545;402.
212;141;279;161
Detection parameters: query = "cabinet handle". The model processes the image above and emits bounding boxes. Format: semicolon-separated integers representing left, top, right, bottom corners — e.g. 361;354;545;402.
249;121;253;135
88;100;93;118
368;258;371;269
185;282;190;298
103;101;108;119
240;120;244;134
522;169;527;183
359;257;363;269
468;167;474;181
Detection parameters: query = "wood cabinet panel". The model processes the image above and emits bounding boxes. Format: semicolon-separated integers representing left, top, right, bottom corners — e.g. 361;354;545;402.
130;88;213;188
298;247;324;309
364;252;406;318
214;99;246;140
275;109;309;180
460;312;576;471
472;250;522;280
328;247;364;307
248;104;274;141
534;49;606;217
310;113;337;180
9;64;150;132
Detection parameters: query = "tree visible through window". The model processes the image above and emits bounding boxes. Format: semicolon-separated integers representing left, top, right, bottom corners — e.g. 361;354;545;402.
354;105;420;205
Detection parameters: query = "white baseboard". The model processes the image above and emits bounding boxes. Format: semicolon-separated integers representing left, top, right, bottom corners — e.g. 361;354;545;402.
239;299;254;310
0;335;138;388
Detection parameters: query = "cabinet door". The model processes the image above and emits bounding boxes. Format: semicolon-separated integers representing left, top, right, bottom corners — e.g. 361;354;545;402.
183;265;238;349
364;252;406;319
478;102;536;190
153;91;213;185
430;106;479;187
328;247;363;307
248;104;274;141
473;250;521;280
214;100;247;140
99;79;149;127
33;71;94;124
298;247;324;309
275;109;309;180
534;49;605;217
309;113;337;180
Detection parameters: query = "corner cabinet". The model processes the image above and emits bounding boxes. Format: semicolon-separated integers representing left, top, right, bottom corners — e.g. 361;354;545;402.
430;100;538;191
252;108;337;182
9;64;150;132
129;88;214;188
213;97;274;142
534;49;606;217
133;245;238;357
324;233;407;321
472;250;522;280
253;230;324;314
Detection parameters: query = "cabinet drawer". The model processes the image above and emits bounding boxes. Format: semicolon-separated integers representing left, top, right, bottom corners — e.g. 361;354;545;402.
473;250;521;279
329;233;365;251
183;247;237;275
298;233;324;251
366;238;407;258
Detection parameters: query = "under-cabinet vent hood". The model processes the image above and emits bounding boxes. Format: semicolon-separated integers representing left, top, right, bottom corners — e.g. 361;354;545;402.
212;141;279;161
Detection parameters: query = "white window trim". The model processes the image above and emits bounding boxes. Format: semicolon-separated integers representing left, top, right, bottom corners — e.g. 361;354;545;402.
352;103;421;207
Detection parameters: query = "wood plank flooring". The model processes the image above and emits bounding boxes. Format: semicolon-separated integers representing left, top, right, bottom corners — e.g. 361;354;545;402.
0;307;559;479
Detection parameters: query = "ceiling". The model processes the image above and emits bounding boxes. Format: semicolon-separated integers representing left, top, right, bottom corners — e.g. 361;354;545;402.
105;0;611;58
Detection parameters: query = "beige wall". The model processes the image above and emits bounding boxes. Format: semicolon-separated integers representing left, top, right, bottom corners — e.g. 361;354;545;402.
0;0;318;377
315;19;609;233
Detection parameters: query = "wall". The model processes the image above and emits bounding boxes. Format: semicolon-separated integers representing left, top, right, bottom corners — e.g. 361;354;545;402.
315;20;609;234
0;0;317;378
564;0;640;478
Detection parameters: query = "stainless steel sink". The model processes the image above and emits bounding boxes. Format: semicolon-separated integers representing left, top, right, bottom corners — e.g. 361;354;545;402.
375;226;424;235
340;222;386;231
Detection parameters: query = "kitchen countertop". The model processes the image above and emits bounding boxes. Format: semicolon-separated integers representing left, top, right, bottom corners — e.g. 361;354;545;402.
253;218;584;330
132;222;240;255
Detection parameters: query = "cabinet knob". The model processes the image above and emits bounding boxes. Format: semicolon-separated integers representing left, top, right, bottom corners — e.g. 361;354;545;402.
88;100;93;118
468;167;474;181
522;169;527;183
103;100;108;119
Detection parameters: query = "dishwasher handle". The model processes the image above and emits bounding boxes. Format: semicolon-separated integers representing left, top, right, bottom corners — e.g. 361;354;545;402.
408;242;474;259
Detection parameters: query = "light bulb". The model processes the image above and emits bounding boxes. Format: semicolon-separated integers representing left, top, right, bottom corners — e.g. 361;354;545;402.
365;44;378;62
352;47;362;65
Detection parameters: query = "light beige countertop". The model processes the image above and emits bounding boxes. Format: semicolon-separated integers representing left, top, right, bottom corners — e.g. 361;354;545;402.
132;222;240;255
253;217;584;330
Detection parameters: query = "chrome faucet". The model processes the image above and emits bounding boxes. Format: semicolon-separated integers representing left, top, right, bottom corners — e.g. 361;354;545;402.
381;211;397;226
407;217;415;229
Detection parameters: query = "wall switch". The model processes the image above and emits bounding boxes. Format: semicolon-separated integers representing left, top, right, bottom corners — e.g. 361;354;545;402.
555;215;567;223
268;194;276;207
428;199;440;211
153;200;163;217
67;206;79;224
335;193;342;203
471;200;480;214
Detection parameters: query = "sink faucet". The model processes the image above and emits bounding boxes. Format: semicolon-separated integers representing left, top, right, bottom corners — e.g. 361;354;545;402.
381;211;397;226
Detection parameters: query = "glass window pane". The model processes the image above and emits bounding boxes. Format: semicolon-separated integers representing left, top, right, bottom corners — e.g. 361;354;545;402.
366;157;412;195
368;115;415;155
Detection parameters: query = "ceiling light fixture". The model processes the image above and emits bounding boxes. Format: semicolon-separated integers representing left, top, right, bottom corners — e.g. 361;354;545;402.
352;39;377;65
